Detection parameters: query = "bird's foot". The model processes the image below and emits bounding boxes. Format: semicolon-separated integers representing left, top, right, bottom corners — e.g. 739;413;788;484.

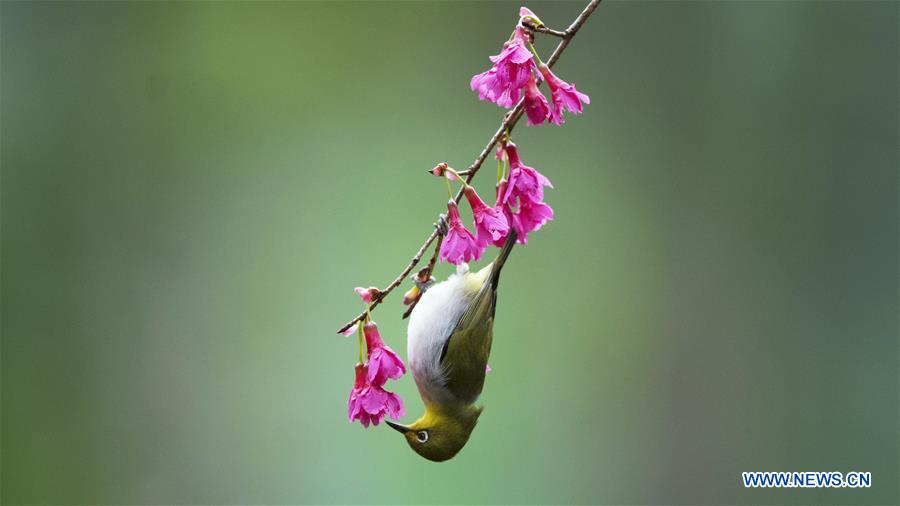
411;269;436;293
434;213;449;236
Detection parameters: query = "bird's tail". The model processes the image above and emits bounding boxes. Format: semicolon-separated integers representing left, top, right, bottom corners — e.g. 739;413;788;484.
488;229;517;289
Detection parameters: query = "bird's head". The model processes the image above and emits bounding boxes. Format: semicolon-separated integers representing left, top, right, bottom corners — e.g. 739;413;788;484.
386;404;482;462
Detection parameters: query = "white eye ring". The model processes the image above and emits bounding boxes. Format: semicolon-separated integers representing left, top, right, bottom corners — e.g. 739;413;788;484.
416;430;429;443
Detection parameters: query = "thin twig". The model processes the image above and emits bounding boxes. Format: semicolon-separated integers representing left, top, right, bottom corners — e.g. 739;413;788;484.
336;0;602;334
337;229;440;335
401;234;443;319
523;22;567;39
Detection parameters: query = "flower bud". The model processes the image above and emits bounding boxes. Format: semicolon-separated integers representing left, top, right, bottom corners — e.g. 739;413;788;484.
402;285;421;306
428;162;449;177
354;286;381;304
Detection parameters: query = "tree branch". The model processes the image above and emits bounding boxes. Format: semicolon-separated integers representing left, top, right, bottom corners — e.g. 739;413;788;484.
336;0;603;335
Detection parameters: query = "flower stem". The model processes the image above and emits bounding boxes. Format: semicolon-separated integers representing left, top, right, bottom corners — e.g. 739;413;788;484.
357;322;365;364
445;168;470;189
527;42;545;66
497;132;509;182
444;177;453;199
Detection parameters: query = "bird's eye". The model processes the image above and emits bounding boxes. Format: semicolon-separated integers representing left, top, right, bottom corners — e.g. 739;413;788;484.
416;430;429;443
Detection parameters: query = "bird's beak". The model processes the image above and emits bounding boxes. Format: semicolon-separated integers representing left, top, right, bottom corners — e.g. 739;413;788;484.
385;420;410;434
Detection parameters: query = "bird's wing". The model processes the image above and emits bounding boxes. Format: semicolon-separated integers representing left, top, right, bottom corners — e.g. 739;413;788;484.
439;279;495;403
440;230;516;403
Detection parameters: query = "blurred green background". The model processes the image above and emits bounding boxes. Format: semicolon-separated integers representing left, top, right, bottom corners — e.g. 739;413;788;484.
2;1;897;504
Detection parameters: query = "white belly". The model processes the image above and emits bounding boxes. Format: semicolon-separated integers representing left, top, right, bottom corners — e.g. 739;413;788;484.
406;264;480;404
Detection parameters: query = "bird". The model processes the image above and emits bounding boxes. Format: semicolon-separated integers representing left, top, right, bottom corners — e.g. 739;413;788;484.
385;225;517;462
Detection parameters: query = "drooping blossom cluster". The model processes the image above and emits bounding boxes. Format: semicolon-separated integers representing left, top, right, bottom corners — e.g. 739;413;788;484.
432;139;554;263
430;5;591;264
343;287;406;427
471;7;590;126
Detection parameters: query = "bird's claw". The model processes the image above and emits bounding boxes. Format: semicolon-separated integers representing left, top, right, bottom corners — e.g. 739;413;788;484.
410;271;436;293
434;213;449;235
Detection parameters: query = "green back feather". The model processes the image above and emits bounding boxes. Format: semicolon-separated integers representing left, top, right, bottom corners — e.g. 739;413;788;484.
440;230;517;403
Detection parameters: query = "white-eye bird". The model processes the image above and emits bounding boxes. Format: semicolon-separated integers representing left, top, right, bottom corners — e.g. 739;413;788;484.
386;228;517;461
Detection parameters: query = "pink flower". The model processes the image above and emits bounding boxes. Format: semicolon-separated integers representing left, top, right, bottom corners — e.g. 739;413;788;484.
348;363;405;428
471;27;536;108
511;194;554;244
440;200;484;264
501;143;553;205
364;322;406;386
354;286;380;304
523;75;550;126
495;144;555;244
538;64;590;125
464;186;510;247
